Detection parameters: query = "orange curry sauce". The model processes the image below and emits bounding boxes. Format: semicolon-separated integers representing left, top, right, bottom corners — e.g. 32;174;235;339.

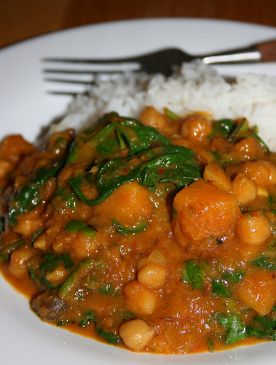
0;107;275;353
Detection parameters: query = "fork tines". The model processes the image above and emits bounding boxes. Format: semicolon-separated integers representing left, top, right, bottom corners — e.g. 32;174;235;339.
42;57;141;95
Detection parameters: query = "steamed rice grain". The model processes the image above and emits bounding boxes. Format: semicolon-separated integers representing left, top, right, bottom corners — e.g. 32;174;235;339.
52;61;276;148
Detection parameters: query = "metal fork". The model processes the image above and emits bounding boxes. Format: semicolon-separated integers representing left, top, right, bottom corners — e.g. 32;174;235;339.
43;39;276;95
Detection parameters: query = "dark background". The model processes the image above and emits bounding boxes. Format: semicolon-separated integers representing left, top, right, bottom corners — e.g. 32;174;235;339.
1;0;276;48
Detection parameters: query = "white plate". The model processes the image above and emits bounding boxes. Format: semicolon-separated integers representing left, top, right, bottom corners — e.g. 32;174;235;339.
0;18;276;365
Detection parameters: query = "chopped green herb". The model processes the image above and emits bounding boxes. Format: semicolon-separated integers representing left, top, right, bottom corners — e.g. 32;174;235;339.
96;328;121;344
98;283;118;296
212;279;231;297
221;270;245;283
79;309;96;328
212;270;244;297
207;337;215;352
120;311;135;321
247;315;276;340
182;260;204;290
251;255;276;271
216;313;247;344
56;319;73;326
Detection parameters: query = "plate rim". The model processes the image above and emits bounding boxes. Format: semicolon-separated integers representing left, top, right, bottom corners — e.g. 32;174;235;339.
2;17;276;52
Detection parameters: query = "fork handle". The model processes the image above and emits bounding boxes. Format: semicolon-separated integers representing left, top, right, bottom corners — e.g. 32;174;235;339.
256;39;276;62
202;39;276;65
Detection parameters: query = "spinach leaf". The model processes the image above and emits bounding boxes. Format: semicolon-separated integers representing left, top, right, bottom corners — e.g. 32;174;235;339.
58;258;104;299
70;144;200;206
182;260;204;290
208;118;270;153
29;252;74;289
8;161;61;226
67;113;170;164
54;187;78;209
208;119;235;139
228;118;249;143
0;239;25;262
163;107;181;120
252;129;270;153
251;255;276;271
116;116;170;155
40;252;73;273
216;313;247;344
0;216;4;233
65;220;96;236
8;134;72;226
112;220;147;235
31;228;45;244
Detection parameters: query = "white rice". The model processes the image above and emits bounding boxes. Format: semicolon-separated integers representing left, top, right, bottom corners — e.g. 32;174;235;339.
52;61;276;148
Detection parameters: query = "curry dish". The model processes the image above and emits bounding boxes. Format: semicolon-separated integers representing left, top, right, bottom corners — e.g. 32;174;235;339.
0;107;275;353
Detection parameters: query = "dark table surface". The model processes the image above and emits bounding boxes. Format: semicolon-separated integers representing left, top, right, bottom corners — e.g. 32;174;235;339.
1;0;276;49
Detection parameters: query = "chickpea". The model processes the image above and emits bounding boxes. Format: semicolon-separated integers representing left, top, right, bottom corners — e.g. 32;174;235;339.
181;114;212;144
137;249;166;270
71;232;102;260
242;161;276;187
0;135;34;163
138;263;166;288
123;280;158;315
46;264;67;286
9;247;35;278
119;319;155;351
203;163;232;192
170;137;190;149
236;212;271;246
14;210;43;237
232;173;257;205
234;137;263;160
33;234;48;251
139;106;167;131
256;187;268;198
